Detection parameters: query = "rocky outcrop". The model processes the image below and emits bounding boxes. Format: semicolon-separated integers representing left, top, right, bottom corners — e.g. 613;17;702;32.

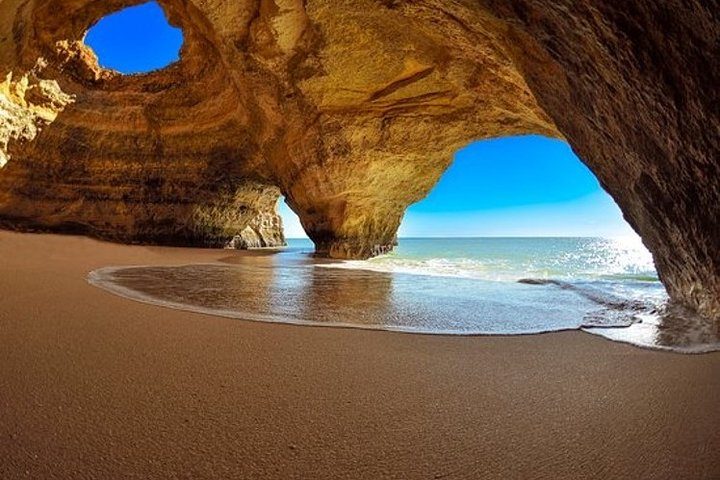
227;204;286;249
0;0;717;320
0;63;74;168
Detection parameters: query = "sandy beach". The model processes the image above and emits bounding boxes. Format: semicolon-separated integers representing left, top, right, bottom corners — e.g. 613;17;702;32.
1;230;719;479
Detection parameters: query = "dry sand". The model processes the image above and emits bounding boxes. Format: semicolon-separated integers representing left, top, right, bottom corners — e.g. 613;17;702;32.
1;230;719;479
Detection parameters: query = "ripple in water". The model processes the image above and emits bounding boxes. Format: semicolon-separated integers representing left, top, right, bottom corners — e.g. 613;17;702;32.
86;238;720;353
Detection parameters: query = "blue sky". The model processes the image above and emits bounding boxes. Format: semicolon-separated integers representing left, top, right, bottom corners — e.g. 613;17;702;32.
86;2;633;239
84;1;183;74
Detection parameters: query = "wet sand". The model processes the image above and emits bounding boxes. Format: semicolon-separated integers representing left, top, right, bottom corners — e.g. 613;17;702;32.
1;230;719;479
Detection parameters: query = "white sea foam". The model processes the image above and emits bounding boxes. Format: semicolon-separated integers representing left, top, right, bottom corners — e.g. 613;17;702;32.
584;310;720;353
318;257;519;281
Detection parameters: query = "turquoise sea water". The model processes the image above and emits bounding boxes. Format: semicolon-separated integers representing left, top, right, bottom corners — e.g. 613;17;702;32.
88;237;720;353
307;237;658;282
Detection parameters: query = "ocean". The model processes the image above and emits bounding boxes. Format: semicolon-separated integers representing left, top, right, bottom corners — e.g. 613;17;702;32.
88;237;719;353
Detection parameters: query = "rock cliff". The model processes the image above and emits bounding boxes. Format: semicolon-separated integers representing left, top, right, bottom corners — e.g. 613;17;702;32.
0;0;717;320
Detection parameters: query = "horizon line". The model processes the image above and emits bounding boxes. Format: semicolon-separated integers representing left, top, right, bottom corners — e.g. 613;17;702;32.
283;234;640;240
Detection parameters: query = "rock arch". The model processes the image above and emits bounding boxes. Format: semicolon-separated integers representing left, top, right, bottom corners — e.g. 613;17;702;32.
0;0;717;320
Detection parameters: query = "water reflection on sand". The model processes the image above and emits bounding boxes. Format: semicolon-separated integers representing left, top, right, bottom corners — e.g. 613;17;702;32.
584;304;720;353
87;249;719;353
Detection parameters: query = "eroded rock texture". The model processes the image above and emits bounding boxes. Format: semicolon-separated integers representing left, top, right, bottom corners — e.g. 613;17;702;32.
227;196;286;249
478;0;720;320
0;0;717;319
0;0;289;247
0;64;74;168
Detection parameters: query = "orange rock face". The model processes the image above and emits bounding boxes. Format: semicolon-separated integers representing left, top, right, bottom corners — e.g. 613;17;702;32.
0;0;717;319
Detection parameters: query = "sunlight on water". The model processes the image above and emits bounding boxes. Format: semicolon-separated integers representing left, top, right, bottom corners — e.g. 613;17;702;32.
87;238;720;353
321;237;657;282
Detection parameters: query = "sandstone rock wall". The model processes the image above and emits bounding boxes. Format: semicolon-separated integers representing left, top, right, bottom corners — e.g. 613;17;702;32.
228;213;286;249
0;0;288;248
0;64;74;168
478;0;720;320
0;0;717;319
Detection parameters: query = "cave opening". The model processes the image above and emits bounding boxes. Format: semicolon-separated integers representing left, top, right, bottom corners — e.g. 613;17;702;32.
390;135;657;279
83;1;183;75
277;197;307;240
276;134;657;281
401;135;635;238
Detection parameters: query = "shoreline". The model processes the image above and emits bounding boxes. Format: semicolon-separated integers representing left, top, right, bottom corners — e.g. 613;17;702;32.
2;230;720;479
88;264;603;338
85;251;700;354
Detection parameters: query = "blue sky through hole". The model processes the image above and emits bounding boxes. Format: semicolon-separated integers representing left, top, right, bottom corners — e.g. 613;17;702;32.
85;2;633;239
84;1;183;74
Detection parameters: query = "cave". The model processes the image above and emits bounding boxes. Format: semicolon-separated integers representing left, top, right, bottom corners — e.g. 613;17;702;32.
0;0;717;321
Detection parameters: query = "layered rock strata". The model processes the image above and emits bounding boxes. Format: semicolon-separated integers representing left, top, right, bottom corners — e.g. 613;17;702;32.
0;0;717;319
